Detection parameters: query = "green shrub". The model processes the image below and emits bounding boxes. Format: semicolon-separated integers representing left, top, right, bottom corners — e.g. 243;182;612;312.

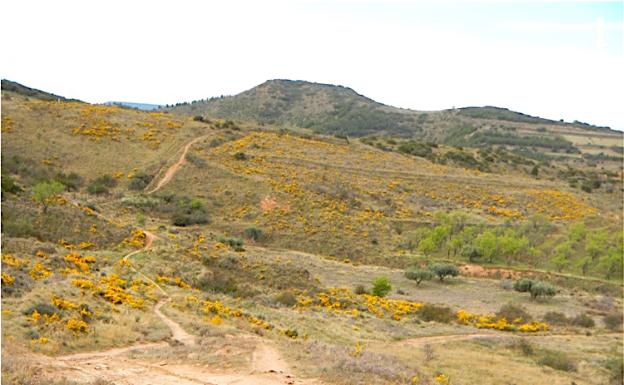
571;313;595;328
87;175;117;195
128;172;153;190
496;303;532;323
1;174;22;195
218;236;244;251
405;268;433;285
186;153;207;168
529;281;556;299
542;311;569;325
371;277;391;297
54;172;83;191
171;197;209;226
244;226;265;241
514;278;556;299
430;263;459;282
23;302;56;316
417;303;454;323
603;312;623;331
233;152;247;160
513;278;534;293
538;350;577;372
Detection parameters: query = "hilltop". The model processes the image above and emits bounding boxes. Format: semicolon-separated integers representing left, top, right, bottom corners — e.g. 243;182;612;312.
167;79;622;157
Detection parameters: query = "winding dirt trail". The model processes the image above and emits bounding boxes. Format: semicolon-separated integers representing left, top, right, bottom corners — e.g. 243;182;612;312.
145;135;210;194
41;135;320;384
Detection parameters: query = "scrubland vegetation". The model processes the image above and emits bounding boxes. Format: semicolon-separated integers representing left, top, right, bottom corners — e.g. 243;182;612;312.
1;82;622;385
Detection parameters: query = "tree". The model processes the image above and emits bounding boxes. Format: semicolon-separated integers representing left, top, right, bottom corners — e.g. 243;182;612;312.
405;269;433;285
460;244;481;262
475;230;499;263
498;231;528;264
430;263;459;282
371;277;391;297
585;230;608;261
32;180;65;213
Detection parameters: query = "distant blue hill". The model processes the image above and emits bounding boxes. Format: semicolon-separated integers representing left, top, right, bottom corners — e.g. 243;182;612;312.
104;101;162;110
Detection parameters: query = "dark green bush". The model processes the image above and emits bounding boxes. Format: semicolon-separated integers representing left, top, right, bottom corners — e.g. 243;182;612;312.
129;172;153;190
218;236;244;251
371;277;391;297
417;304;454;323
87;175;117;195
1;174;22;195
430;264;459;282
171;197;209;226
24;302;56;316
405;268;433;285
514;278;556;299
244;226;265;241
54;172;83;191
233;152;247;160
186;153;207;168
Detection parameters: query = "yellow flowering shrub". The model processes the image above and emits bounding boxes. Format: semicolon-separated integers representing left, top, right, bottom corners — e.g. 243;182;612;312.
456;309;548;333
1;272;15;285
66;317;89;334
29;263;52;280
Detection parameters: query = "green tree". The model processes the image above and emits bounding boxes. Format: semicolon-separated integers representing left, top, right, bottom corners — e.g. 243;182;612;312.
32;180;65;213
498;230;528;264
585;230;608;261
430;263;459;282
568;222;586;243
371;277;391;297
475;230;499;263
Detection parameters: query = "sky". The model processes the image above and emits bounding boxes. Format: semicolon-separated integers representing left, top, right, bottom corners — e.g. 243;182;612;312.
2;0;623;129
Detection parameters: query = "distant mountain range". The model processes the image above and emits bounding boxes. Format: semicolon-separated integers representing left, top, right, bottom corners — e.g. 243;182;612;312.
104;101;162;111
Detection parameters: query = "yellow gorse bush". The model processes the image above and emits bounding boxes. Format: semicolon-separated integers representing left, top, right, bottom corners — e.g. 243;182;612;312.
52;297;78;310
456;310;548;332
29;263;52;280
1;272;15;285
297;288;423;321
2;253;26;268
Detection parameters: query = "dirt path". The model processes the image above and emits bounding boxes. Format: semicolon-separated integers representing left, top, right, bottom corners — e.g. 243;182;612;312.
145;135;210;194
154;298;196;346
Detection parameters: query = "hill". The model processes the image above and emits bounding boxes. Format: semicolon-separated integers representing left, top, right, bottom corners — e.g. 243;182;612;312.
1;79;81;102
166;79;622;157
2;82;623;385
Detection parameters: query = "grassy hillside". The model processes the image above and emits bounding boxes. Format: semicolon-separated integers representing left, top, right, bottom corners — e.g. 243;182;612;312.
2;83;623;385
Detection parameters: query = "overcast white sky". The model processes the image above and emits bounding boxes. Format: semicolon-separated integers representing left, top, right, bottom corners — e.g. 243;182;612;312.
2;0;623;129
